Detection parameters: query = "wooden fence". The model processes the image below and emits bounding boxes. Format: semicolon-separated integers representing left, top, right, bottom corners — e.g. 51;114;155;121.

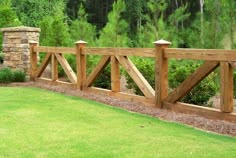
29;40;236;122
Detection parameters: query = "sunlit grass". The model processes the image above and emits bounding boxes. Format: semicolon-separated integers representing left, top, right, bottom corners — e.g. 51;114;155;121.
0;87;236;157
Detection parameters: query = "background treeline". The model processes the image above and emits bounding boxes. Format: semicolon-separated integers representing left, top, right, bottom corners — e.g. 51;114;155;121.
0;0;236;106
0;0;235;49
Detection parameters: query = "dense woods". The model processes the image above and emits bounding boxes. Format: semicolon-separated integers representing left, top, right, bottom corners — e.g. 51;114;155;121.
0;0;235;49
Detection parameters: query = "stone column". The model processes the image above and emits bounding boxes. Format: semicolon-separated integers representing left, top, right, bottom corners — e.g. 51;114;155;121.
1;26;40;74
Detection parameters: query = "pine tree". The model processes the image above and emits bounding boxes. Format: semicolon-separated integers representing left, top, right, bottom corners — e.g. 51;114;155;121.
98;0;129;47
70;4;97;46
39;1;71;47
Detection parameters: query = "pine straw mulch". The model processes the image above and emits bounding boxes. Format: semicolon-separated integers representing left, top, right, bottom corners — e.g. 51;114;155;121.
2;81;236;137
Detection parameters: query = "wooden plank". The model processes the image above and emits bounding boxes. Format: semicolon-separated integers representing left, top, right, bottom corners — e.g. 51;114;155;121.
155;45;169;108
86;56;110;87
51;54;58;81
55;54;77;84
164;48;236;61
76;43;87;90
166;61;219;103
220;62;234;113
84;48;155;57
86;87;155;106
30;42;38;81
116;56;155;99
35;46;76;54
36;53;52;77
111;56;120;92
36;77;76;89
163;102;236;123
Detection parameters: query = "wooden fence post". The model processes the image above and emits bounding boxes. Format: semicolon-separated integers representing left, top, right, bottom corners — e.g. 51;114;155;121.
154;39;171;108
29;41;38;81
75;40;87;90
111;56;120;92
51;54;58;81
220;62;234;113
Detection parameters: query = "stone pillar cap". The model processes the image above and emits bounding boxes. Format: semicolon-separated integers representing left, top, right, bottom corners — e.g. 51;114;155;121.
1;26;41;32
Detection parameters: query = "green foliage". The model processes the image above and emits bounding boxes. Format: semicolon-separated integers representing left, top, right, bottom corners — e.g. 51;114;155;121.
1;87;236;157
136;1;190;47
0;67;13;83
0;52;4;64
0;2;21;51
39;1;72;47
169;60;218;105
125;58;217;106
12;69;26;82
70;4;97;46
11;0;59;27
98;0;130;47
125;57;155;95
0;67;26;83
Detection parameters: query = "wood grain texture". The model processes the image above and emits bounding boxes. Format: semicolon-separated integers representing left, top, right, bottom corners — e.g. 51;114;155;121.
55;54;77;84
76;43;87;90
116;56;155;99
111;56;120;92
166;61;219;103
86;87;155;105
30;42;38;81
86;56;110;87
35;46;75;54
163;102;236;123
51;54;58;81
84;48;155;57
220;62;234;113
155;46;169;108
165;48;236;61
36;53;51;77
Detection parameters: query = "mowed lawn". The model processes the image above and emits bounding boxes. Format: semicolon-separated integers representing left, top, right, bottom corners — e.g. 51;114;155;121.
0;87;236;158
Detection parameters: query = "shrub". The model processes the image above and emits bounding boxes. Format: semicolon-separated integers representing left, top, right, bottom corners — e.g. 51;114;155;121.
125;58;218;106
12;70;26;82
0;52;4;64
0;67;13;83
169;60;218;105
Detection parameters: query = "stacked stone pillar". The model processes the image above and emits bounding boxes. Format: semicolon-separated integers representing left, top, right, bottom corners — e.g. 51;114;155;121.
1;26;40;74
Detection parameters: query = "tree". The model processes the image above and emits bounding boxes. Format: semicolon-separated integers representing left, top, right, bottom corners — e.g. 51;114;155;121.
39;1;71;47
98;0;130;47
69;4;97;46
11;0;63;27
0;1;21;51
136;0;190;47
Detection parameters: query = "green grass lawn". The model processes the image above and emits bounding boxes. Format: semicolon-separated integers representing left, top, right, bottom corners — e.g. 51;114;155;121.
0;87;236;158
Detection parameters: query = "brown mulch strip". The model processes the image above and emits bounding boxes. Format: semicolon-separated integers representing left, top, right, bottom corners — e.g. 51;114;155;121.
2;81;236;137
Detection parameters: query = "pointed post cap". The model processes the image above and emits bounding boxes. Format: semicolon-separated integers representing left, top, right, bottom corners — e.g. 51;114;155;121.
75;40;87;45
153;39;171;45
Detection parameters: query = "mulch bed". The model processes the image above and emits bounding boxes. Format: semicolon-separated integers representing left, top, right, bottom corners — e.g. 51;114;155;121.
2;81;236;137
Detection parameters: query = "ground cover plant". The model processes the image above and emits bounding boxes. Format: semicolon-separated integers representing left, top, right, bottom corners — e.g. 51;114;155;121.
0;87;236;157
0;67;26;83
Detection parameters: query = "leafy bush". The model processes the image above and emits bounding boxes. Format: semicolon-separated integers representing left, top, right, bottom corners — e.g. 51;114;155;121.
169;60;218;105
0;52;4;64
0;67;13;83
125;58;218;106
12;70;26;82
0;68;26;83
125;57;155;95
87;55;111;89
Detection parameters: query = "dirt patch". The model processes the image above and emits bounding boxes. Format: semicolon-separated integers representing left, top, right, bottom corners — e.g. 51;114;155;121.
3;81;236;137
